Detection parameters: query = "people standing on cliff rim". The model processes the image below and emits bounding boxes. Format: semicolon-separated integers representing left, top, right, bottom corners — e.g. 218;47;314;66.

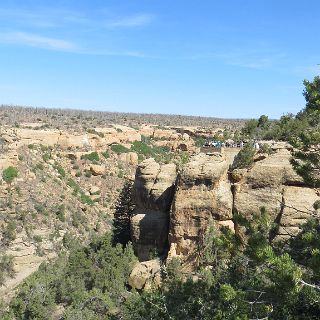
203;139;246;149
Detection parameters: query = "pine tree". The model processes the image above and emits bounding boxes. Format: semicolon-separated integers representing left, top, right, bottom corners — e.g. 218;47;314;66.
112;180;135;245
291;76;320;187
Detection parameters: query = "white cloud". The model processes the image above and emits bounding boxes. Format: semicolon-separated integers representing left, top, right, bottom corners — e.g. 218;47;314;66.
213;49;287;70
0;31;156;58
0;32;77;51
106;14;154;28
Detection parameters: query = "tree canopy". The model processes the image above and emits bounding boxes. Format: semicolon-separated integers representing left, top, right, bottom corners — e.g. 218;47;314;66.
291;76;320;187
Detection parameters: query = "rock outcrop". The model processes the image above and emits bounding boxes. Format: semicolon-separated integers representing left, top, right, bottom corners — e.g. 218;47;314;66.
131;158;177;261
169;153;233;258
233;148;319;242
131;147;320;265
128;259;161;290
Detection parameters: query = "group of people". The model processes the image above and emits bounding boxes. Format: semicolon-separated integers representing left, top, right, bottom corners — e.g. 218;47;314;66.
203;140;243;148
203;140;260;150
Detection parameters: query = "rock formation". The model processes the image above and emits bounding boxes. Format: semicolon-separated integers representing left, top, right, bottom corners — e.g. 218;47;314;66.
169;153;233;259
131;147;320;265
131;158;177;261
128;259;161;290
233;148;319;242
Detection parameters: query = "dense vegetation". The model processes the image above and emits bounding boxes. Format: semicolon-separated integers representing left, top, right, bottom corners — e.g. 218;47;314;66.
110;136;174;164
2;234;137;320
125;213;320;319
3;213;320;319
130;136;172;163
2;166;18;184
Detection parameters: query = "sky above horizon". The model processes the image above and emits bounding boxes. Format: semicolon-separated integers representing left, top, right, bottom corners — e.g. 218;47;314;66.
0;0;319;119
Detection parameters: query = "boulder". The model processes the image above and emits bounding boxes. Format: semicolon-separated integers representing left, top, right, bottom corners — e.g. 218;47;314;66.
129;146;319;268
89;186;100;195
182;133;190;141
66;153;77;160
90;164;105;176
128;152;139;165
128;259;161;290
118;152;139;165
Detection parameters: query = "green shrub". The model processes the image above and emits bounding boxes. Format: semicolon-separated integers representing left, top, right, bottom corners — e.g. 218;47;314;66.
313;200;320;210
84;170;92;178
2;166;18;184
67;178;81;194
53;163;66;178
179;152;190;165
34;203;45;214
0;254;15;286
111;144;129;154
101;151;110;159
130;140;153;156
40;144;49;152
194;136;206;147
36;163;44;170
62;232;78;250
81;152;100;162
33;235;42;243
233;144;256;169
80;194;94;206
7;234;136;319
42;153;51;162
3;220;17;243
259;143;274;155
57;166;65;177
55;204;66;222
86;128;104;137
15;186;21;195
130;140;172;163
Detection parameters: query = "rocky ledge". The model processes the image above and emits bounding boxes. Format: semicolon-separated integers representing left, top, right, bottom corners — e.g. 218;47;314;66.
130;146;320;273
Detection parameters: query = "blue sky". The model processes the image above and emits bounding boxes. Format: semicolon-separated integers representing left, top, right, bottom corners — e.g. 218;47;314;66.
0;0;319;119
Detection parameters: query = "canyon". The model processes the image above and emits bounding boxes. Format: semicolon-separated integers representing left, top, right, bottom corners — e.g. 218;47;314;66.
129;144;320;288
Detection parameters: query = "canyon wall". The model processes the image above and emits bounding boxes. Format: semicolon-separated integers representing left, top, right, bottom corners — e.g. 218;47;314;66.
131;147;320;264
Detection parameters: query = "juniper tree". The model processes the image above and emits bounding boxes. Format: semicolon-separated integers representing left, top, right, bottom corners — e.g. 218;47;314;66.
112;179;135;245
291;76;320;187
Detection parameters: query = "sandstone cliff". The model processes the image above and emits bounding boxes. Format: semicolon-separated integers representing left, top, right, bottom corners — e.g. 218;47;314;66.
131;158;177;261
130;147;320;266
233;148;319;242
169;153;233;259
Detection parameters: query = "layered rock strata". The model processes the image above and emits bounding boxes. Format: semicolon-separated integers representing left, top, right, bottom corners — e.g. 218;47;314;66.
131;158;177;261
233;148;319;242
131;148;320;264
169;153;233;258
